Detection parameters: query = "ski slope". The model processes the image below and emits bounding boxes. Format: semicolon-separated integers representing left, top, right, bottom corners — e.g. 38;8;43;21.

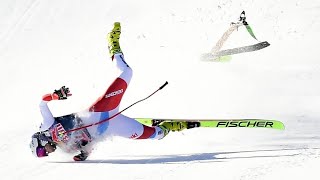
1;0;320;179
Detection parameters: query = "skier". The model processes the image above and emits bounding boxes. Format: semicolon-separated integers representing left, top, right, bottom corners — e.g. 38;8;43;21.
29;22;188;161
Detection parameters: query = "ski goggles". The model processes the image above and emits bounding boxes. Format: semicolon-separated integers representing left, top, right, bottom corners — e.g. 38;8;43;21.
36;147;48;157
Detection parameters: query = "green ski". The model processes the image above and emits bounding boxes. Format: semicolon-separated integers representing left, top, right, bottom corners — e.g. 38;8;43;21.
135;118;285;130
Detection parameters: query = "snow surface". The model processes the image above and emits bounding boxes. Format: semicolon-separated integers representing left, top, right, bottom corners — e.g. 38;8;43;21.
1;0;320;179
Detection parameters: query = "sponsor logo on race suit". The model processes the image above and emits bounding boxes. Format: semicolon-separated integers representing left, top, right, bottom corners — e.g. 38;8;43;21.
105;89;123;98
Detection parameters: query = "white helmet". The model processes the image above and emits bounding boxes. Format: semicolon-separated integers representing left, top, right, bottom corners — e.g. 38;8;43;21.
29;133;49;157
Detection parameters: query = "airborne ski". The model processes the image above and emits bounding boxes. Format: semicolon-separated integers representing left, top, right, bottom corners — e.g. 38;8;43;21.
201;41;270;61
135;118;285;130
202;11;270;62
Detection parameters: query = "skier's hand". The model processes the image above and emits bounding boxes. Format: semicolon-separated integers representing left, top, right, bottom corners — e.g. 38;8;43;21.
73;150;89;161
53;86;72;100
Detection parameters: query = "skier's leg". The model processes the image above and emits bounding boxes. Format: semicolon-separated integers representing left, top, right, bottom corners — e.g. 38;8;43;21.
88;54;132;112
89;22;132;113
107;114;166;140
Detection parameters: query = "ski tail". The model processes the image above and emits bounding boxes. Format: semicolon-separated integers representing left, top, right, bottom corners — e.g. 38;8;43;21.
135;118;285;130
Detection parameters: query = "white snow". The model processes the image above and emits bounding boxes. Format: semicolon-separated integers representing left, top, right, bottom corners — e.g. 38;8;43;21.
1;0;320;179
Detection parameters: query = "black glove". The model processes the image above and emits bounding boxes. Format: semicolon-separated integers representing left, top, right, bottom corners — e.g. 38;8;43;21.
73;150;89;161
53;86;71;100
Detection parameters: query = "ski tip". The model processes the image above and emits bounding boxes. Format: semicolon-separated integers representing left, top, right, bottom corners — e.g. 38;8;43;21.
262;41;271;47
267;120;285;130
244;119;285;130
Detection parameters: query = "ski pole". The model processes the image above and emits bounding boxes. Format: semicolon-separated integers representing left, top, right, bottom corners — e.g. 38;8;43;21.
65;81;169;134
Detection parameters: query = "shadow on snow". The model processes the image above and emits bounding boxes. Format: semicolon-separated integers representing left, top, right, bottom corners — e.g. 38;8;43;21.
50;148;317;164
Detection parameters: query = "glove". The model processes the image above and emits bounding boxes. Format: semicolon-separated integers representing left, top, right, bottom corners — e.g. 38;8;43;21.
53;86;72;100
73;150;89;161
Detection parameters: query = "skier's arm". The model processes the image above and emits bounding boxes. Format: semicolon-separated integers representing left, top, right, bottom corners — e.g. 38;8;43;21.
39;86;72;131
39;94;56;131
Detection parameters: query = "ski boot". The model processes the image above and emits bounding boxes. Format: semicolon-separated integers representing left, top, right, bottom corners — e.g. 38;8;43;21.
159;121;188;132
158;121;187;137
159;121;201;137
154;120;200;129
107;22;122;57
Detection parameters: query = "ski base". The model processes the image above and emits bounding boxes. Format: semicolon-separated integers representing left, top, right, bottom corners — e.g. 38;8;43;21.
135;118;285;130
201;41;270;62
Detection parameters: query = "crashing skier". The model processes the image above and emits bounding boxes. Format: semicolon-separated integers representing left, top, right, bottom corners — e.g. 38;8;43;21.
29;22;190;161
